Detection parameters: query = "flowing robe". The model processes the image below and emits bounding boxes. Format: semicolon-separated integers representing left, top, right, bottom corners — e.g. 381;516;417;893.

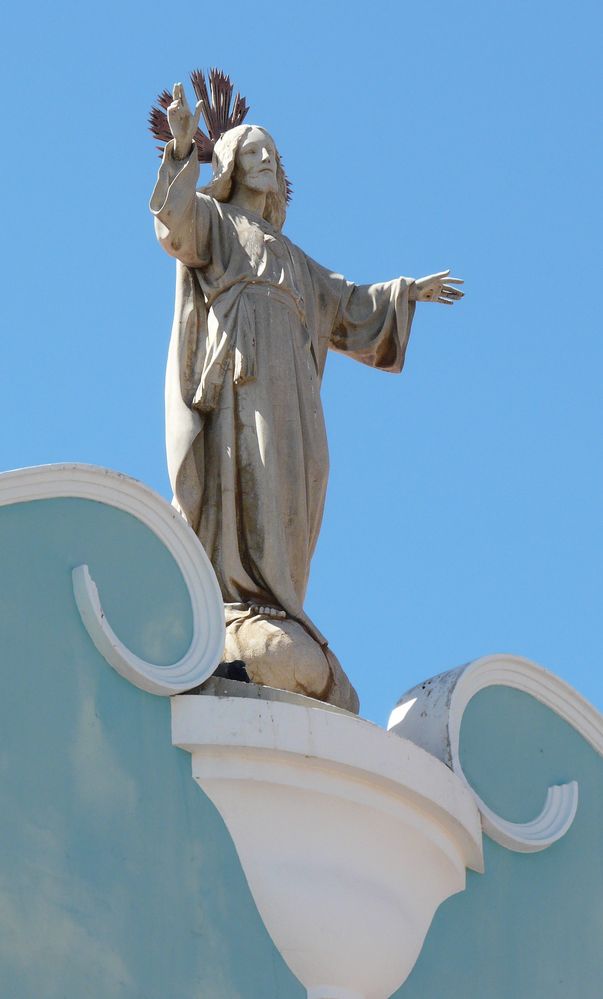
151;142;416;647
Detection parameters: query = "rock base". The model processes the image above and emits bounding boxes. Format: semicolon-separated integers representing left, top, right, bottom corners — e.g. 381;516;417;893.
223;607;359;714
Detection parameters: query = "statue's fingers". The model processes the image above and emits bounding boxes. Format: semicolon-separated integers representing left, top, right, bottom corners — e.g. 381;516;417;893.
442;286;464;297
420;270;449;287
443;277;464;285
415;270;447;289
436;297;454;305
193;100;204;128
172;82;183;101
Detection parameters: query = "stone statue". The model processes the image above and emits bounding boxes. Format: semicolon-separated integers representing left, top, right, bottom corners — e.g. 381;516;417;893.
150;77;463;713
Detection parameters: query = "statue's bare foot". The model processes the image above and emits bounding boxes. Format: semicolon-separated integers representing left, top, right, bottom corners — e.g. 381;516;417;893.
248;602;287;620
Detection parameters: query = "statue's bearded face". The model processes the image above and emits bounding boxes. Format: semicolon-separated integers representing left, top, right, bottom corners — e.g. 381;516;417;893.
234;127;278;195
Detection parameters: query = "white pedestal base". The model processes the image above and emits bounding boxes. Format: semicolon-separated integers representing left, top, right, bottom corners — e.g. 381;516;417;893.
172;691;482;999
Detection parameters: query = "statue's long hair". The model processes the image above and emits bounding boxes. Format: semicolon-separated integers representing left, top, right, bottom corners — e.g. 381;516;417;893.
202;125;288;231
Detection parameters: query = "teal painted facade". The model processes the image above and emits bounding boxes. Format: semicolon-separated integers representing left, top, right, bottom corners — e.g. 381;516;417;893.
1;489;601;997
0;497;300;999
400;685;603;997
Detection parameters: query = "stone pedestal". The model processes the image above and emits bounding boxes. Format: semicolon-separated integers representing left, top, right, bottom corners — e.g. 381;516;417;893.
172;686;483;999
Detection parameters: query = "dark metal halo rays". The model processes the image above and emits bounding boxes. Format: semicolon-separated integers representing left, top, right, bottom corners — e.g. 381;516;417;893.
149;67;249;164
149;68;292;204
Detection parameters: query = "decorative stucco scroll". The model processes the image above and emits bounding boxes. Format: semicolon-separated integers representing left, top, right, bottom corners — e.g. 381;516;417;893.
386;654;601;853
0;463;225;695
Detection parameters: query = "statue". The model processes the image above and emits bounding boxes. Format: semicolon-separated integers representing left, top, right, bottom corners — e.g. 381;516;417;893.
149;72;463;713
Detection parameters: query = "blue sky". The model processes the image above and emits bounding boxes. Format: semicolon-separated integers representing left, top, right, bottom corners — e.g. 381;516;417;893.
2;0;601;724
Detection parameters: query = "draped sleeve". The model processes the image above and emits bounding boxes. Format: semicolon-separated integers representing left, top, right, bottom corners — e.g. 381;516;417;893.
149;139;212;269
329;276;416;373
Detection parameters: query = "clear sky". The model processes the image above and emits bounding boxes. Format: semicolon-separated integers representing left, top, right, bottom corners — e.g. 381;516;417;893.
2;0;601;724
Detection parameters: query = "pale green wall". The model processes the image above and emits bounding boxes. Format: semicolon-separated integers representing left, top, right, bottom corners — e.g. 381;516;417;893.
0;498;301;999
399;685;603;997
1;495;601;997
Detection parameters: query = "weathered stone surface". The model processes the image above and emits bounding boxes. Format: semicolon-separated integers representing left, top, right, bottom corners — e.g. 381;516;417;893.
223;607;359;713
323;646;360;714
152;82;463;714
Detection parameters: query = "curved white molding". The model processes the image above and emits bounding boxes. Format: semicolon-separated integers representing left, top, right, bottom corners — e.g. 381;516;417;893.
0;463;225;695
173;694;483;999
477;781;578;854
387;654;601;853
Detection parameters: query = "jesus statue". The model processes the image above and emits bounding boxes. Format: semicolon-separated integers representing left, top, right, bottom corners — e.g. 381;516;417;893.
150;76;463;713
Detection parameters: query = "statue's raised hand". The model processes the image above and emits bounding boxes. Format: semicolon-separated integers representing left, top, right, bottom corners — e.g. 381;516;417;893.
167;82;203;160
411;270;464;305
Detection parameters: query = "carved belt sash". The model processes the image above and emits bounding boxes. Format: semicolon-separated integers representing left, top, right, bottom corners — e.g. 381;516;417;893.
193;278;314;413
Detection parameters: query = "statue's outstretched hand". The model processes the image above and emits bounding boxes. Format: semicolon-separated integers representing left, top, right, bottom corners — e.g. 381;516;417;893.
167;82;204;160
411;270;464;305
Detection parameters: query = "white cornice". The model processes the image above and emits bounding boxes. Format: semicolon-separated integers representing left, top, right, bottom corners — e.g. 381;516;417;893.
0;463;225;695
172;694;483;999
387;654;602;853
447;655;603;759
